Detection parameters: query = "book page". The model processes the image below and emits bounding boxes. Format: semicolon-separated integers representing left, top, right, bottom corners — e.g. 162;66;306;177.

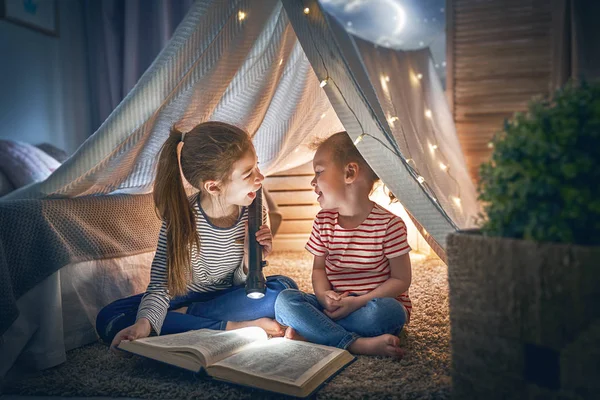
133;326;267;365
213;338;343;386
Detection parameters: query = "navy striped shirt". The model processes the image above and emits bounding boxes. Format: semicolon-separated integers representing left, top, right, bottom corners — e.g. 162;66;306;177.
137;195;264;335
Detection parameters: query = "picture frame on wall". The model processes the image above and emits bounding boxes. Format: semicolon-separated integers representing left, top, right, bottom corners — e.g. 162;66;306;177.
0;0;58;37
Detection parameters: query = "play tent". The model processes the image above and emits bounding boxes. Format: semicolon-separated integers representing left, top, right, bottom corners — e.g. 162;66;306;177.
0;0;478;375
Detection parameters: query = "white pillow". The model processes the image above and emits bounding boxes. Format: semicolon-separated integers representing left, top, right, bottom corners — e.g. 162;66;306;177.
0;140;61;189
0;170;15;197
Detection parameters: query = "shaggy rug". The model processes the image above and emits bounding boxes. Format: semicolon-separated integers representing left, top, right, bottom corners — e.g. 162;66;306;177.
2;251;451;399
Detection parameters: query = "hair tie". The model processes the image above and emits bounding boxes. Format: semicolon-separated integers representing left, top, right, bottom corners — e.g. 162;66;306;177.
181;132;186;143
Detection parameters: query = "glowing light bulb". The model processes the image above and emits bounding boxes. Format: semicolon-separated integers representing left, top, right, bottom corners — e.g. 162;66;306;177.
417;73;423;80
380;75;389;91
238;11;246;21
452;196;462;207
304;7;310;14
353;134;364;145
429;143;438;152
439;163;448;171
425;109;432;118
320;78;329;88
487;142;494;149
417;176;425;184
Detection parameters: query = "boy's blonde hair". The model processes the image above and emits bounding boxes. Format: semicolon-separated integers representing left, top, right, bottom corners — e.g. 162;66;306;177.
154;121;253;296
313;132;397;202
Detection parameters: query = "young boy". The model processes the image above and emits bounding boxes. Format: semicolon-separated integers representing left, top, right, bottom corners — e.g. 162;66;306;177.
275;132;412;358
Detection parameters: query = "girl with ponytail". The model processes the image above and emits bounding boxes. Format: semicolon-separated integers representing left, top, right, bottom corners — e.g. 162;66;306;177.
96;122;297;351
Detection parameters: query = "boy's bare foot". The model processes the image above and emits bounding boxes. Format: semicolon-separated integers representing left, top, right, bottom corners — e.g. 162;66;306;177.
226;318;286;337
348;334;404;359
284;326;307;341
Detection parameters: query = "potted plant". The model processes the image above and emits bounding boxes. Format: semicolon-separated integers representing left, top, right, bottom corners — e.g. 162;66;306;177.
447;81;600;399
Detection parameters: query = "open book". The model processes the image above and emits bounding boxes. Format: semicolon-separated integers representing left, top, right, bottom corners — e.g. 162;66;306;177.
119;327;355;398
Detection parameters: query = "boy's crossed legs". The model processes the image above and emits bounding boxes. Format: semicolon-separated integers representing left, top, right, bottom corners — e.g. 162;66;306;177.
274;289;406;358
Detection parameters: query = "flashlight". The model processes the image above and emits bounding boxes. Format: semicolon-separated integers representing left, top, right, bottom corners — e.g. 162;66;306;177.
246;187;267;299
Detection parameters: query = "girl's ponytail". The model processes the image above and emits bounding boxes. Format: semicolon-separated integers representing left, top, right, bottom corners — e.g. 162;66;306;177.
153;127;199;297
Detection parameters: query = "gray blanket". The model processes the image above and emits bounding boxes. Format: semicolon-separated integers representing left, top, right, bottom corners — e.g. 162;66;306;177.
0;194;162;336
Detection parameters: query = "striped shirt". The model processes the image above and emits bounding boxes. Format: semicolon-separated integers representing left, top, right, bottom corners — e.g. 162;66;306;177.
305;204;412;321
137;195;265;335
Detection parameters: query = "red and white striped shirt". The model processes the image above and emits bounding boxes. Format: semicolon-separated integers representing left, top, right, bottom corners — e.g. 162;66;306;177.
306;204;412;321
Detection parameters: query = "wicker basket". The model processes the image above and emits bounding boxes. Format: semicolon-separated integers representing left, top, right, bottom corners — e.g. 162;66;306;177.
447;231;600;399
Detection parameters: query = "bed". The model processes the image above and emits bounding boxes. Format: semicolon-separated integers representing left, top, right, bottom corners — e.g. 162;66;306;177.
0;141;160;377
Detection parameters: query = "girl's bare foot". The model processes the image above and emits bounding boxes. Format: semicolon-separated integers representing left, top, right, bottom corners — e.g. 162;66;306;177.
348;334;404;359
226;318;286;337
284;326;307;341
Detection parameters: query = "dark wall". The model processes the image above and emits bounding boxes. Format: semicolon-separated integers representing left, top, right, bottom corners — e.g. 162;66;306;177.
0;0;91;155
574;0;600;82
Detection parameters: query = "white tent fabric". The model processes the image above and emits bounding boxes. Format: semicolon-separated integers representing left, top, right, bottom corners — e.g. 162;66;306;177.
5;0;342;199
5;0;478;251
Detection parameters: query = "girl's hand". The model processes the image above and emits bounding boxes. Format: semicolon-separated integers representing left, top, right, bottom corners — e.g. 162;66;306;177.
110;318;152;355
323;296;364;320
255;224;273;258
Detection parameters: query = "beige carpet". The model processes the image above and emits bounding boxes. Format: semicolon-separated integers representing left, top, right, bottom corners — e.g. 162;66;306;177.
2;251;451;399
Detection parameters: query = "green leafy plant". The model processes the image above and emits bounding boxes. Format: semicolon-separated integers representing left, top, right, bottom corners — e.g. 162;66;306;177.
478;80;600;245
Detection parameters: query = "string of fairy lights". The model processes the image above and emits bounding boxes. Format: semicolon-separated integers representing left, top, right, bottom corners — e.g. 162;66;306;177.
382;67;463;210
398;68;463;208
235;3;463;231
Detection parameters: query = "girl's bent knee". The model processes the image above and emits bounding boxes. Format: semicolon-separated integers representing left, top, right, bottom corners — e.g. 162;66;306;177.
267;275;298;291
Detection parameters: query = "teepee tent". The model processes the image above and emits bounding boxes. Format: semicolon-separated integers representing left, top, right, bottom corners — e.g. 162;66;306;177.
0;0;478;374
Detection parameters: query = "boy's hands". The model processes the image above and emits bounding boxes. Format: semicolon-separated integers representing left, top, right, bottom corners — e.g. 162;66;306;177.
110;318;152;355
318;290;349;312
323;296;365;320
255;224;273;258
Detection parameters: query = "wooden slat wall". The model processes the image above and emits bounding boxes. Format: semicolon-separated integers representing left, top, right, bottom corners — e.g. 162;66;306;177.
264;162;316;251
448;0;553;182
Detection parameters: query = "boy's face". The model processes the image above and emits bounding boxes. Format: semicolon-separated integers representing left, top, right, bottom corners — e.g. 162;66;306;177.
311;146;346;210
223;149;264;207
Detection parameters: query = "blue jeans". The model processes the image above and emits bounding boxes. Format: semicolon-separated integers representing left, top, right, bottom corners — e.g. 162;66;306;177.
96;275;297;343
274;289;407;349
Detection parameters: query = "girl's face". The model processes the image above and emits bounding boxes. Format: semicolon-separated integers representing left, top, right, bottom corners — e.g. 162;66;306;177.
222;149;264;207
311;146;346;210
